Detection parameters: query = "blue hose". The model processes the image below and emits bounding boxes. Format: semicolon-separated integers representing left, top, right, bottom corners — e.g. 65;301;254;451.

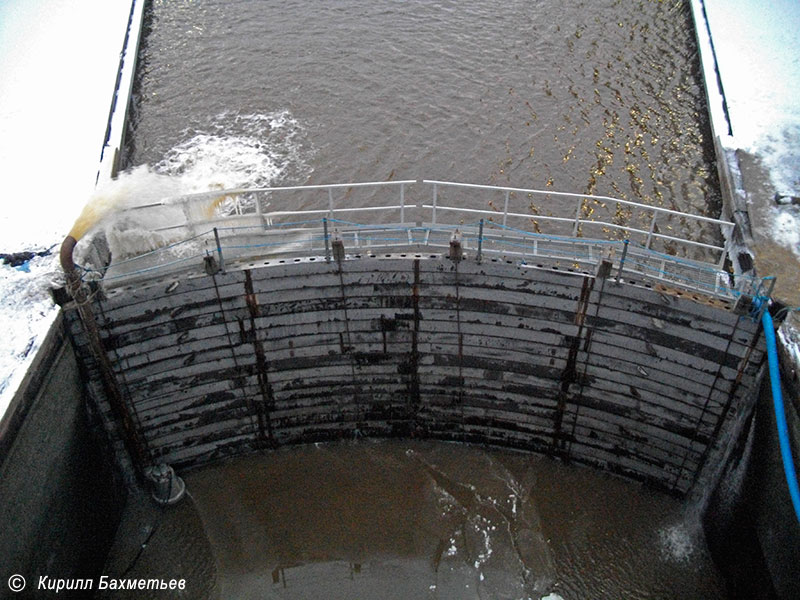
761;307;800;524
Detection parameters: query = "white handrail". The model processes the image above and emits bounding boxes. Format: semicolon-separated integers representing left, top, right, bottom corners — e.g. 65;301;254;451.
91;178;746;298
121;179;733;252
422;179;734;228
123;180;418;210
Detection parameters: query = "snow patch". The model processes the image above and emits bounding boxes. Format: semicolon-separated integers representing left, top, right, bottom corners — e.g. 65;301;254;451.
0;254;62;415
779;319;800;369
771;205;800;260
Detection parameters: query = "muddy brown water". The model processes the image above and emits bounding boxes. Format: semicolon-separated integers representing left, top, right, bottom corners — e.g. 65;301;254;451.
100;441;727;599
126;0;721;253
106;1;737;597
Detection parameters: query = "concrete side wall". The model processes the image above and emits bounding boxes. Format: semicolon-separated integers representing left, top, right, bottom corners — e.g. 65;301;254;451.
0;312;124;592
65;256;765;496
752;359;800;598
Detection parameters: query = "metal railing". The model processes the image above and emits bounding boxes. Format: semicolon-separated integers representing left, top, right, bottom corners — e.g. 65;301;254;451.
423;180;734;267
79;179;753;299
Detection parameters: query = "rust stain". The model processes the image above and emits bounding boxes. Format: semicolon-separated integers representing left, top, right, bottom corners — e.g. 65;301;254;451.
244;269;261;317
553;275;595;455
243;269;275;447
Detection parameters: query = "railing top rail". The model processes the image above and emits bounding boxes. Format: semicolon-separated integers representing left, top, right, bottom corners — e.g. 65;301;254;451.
124;180;418;211
422;179;735;228
77;177;746;296
122;178;733;231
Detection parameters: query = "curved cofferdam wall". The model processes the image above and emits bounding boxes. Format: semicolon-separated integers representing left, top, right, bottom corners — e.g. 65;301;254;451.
63;255;765;496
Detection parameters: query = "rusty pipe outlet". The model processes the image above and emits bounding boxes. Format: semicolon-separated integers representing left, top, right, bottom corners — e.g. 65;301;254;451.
57;232;152;477
59;235;80;289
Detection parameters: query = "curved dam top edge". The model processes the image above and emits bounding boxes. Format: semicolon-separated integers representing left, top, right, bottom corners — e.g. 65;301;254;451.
59;247;768;502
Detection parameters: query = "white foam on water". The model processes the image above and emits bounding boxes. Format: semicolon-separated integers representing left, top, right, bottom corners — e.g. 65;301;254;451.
658;522;697;564
155;110;311;190
74;110;312;266
2;109;312;411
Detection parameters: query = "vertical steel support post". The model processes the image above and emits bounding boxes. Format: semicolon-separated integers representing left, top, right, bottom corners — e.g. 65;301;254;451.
182;197;196;237
717;222;733;268
573;197;582;236
616;239;629;282
646;212;658;249
502;190;510;227
477;219;484;263
213;227;226;273
432;183;438;225
255;190;266;230
323;218;331;262
400;183;406;224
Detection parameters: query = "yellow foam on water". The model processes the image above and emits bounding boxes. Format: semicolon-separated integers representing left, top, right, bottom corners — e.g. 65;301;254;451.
68;192;234;241
67;195;117;241
206;194;229;218
66;170;237;242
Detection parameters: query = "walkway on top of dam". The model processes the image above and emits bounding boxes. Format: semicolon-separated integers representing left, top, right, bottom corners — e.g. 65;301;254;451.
73;178;767;304
58;177;777;497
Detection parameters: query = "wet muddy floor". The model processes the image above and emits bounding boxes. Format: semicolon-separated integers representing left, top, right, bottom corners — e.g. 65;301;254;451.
100;440;727;599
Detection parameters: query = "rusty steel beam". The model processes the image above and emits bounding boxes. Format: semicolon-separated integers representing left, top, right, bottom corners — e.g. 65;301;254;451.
553;275;595;456
243;270;276;448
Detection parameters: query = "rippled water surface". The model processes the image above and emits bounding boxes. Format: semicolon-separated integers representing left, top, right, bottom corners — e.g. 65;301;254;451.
102;441;727;599
129;0;719;239
114;2;732;597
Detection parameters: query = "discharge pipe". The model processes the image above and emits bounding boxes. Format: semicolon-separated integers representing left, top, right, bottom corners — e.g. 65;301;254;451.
59;227;152;480
760;305;800;524
59;235;79;284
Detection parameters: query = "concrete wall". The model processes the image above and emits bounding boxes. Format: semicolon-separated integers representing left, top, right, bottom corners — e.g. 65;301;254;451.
64;255;766;497
0;312;124;597
751;358;800;598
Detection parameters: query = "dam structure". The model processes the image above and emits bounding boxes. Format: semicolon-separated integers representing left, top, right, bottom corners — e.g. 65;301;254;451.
58;179;772;499
2;0;799;596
